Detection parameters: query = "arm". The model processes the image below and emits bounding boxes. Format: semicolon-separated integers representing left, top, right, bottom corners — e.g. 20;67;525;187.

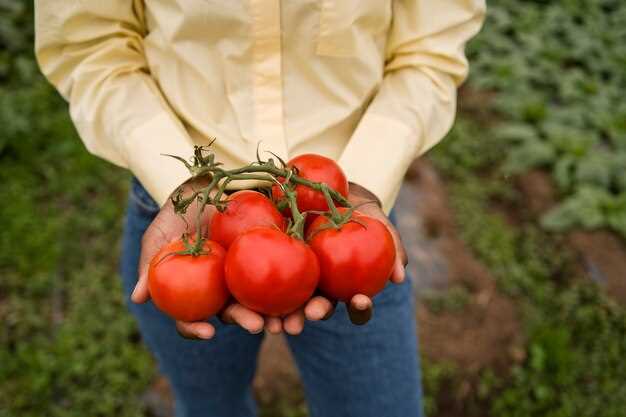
338;0;486;213
35;1;262;339
35;0;194;205
302;0;486;326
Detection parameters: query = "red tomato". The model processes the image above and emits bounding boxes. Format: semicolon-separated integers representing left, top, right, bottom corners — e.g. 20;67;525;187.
306;209;396;302
272;154;349;213
210;190;286;249
148;239;229;322
225;228;319;316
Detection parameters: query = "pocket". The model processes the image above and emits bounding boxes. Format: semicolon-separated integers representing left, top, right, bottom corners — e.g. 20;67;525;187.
129;177;160;217
316;0;392;58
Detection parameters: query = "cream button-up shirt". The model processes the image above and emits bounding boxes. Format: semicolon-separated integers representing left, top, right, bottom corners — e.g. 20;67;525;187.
35;0;485;212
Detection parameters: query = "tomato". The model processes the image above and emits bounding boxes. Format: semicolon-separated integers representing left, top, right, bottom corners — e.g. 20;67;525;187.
210;190;286;249
148;239;229;322
306;209;396;302
272;154;349;213
225;228;319;316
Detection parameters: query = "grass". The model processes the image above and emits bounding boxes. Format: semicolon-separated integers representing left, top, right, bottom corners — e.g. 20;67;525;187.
0;76;155;416
0;5;155;413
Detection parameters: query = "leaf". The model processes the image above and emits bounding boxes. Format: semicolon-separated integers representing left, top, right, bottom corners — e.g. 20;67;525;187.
604;193;626;236
611;158;626;192
552;155;577;191
574;152;613;188
541;187;609;231
493;123;538;143
503;139;556;174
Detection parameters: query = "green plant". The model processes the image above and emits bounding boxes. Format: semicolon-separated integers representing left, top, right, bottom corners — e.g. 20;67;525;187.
468;0;626;238
429;113;626;416
0;3;155;416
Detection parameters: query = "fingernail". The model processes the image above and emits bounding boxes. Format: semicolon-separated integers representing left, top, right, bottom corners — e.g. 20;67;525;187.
395;260;406;282
249;327;263;335
354;298;369;310
310;306;325;320
197;328;213;339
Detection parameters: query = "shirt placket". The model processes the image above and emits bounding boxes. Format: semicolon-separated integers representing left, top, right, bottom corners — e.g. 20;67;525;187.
250;0;287;159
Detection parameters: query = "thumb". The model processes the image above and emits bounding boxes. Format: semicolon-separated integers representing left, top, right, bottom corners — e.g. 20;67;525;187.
131;263;150;304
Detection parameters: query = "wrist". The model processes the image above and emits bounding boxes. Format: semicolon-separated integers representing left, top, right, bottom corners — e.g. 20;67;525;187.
348;182;382;208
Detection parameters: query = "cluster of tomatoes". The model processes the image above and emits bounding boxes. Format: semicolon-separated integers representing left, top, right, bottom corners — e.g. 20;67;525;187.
148;154;396;324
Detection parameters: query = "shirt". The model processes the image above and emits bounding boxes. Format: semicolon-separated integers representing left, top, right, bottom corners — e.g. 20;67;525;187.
35;0;485;213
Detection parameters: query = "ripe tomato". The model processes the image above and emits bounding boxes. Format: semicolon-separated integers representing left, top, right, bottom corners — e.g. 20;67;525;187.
272;154;349;213
210;190;286;249
148;239;229;322
224;228;319;316
306;209;396;302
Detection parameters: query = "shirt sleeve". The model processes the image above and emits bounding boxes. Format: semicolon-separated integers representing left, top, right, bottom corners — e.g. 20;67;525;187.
35;0;195;206
337;0;486;213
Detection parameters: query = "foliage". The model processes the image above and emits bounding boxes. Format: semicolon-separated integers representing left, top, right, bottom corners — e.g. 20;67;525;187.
492;286;626;417
430;115;626;416
0;81;154;416
428;4;626;410
0;2;155;416
468;0;626;238
421;361;458;417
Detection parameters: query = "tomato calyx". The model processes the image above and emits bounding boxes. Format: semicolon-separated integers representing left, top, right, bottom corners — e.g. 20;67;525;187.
155;234;211;267
306;200;380;240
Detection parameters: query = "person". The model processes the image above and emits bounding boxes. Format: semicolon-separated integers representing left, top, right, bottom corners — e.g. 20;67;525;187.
35;1;485;416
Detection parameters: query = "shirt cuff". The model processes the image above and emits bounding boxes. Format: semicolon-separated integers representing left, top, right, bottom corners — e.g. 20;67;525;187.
338;113;421;214
122;112;196;207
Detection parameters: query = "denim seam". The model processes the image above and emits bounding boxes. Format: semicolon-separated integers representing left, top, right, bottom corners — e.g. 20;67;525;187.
130;180;160;215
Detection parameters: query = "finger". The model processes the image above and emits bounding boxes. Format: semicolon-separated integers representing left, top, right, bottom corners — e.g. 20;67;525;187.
390;258;406;284
175;321;215;340
133;221;169;304
221;304;264;334
387;226;407;284
131;267;150;304
304;296;336;321
265;317;283;334
348;294;373;325
356;203;408;284
283;309;305;335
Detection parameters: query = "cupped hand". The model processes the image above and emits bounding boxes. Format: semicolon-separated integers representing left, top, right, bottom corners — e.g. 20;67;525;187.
288;182;408;331
132;180;406;339
131;177;265;340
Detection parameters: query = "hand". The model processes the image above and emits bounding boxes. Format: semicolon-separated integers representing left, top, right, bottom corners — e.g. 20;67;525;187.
131;177;265;340
292;182;408;329
132;180;406;338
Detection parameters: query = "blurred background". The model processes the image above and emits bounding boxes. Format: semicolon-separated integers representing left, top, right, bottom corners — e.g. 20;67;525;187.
1;1;626;416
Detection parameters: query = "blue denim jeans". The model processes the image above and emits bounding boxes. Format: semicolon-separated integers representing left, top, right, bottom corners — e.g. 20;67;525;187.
120;178;423;417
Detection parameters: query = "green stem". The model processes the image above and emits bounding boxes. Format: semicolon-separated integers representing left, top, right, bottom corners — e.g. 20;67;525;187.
209;165;350;207
321;185;342;222
284;188;306;240
190;176;218;254
168;145;354;245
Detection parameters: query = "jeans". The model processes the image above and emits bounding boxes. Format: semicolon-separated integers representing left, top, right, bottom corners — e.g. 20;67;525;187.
120;178;424;417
